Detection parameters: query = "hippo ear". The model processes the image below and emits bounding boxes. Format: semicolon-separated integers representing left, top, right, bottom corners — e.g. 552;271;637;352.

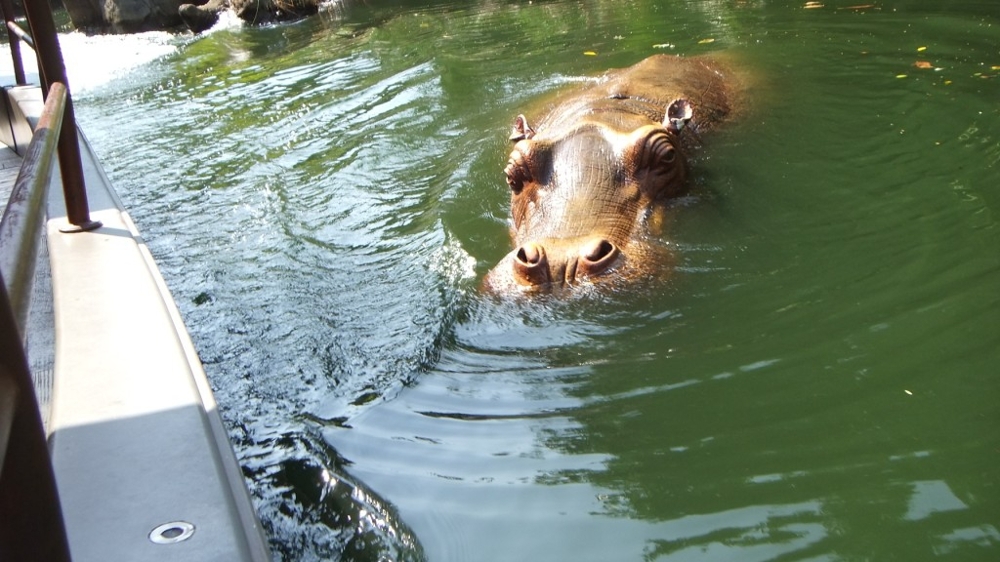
664;98;693;133
509;114;536;142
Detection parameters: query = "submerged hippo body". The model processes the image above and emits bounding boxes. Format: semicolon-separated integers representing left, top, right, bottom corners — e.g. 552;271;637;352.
484;54;737;293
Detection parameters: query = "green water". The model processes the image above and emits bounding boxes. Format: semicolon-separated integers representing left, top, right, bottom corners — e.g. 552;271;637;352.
74;0;998;560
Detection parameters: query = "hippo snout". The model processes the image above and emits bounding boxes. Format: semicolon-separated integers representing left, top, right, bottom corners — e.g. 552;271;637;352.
511;237;621;288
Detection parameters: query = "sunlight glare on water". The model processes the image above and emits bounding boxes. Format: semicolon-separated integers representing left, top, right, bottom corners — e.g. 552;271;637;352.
1;29;180;93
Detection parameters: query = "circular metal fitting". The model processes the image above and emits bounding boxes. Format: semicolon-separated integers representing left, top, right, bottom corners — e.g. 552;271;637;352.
149;521;195;544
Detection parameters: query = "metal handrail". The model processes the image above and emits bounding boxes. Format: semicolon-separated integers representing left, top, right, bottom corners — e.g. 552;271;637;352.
0;81;73;562
0;82;65;335
5;19;34;50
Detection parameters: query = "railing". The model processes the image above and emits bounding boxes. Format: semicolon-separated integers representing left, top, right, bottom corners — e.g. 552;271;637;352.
2;0;99;231
1;0;105;559
0;82;73;562
2;82;66;332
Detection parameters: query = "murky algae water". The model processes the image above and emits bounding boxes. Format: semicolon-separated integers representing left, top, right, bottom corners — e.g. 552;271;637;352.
73;0;998;560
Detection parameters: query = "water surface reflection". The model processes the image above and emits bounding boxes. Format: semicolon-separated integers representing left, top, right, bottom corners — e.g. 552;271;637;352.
323;297;832;561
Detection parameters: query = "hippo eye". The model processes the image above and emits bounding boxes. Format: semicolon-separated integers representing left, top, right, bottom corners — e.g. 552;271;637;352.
645;133;677;169
662;145;676;163
504;163;526;194
504;151;532;195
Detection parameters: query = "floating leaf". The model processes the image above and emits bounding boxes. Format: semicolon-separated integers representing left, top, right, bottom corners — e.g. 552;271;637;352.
652;43;675;49
896;74;908;79
804;1;824;8
841;4;876;9
913;60;933;69
917;46;927;52
698;38;715;44
583;51;597;56
992;65;1000;71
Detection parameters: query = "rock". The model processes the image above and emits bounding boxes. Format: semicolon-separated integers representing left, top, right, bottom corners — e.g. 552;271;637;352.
62;0;322;32
178;0;229;33
232;0;320;25
63;0;186;32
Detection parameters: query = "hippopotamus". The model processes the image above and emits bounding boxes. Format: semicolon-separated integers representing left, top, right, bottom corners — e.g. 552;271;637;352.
483;54;738;293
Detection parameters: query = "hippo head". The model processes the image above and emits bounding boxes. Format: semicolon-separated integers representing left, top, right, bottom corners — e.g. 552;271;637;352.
484;99;693;293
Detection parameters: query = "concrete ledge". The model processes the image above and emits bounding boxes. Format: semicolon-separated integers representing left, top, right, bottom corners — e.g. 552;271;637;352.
2;85;40;156
10;87;270;561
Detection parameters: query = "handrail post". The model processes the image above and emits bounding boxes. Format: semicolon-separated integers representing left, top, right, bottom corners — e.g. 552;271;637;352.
21;0;101;232
0;0;26;85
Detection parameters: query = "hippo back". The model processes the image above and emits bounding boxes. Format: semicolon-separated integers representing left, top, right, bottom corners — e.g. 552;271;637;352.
534;54;734;142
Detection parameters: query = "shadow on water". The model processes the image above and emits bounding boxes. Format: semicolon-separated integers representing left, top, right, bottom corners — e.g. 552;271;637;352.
67;0;1000;560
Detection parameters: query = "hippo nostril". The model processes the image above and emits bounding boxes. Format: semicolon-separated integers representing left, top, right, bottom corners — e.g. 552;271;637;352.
584;239;616;263
512;242;550;286
577;238;620;279
516;242;543;265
